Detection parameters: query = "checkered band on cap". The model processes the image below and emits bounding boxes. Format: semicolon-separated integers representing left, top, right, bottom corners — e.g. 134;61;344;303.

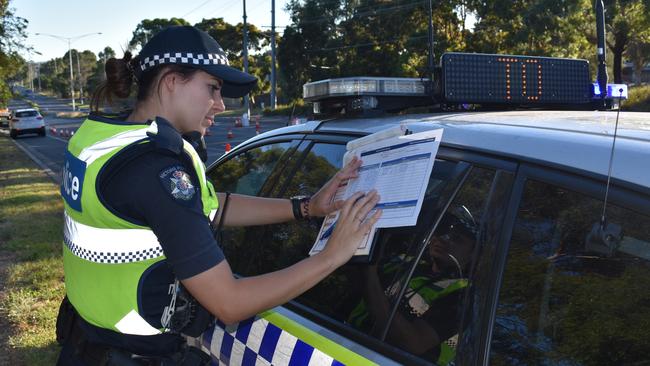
140;52;230;72
64;235;164;264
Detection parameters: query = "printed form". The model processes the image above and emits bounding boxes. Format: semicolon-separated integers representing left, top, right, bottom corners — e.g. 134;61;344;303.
310;127;443;256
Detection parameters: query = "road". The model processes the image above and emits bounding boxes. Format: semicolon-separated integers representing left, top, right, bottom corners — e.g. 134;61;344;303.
4;92;295;184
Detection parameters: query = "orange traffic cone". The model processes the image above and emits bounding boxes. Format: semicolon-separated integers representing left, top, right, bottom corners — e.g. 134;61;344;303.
52;128;57;135
225;143;231;153
227;129;233;139
255;121;260;133
235;118;242;127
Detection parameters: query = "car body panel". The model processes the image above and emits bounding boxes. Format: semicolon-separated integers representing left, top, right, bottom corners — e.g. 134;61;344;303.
188;307;401;366
227;111;650;189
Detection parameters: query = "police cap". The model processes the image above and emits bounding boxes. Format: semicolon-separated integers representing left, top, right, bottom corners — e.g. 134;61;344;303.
137;26;257;98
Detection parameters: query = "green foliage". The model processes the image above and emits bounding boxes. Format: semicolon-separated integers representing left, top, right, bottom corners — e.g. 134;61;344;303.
603;0;650;82
194;18;270;100
624;84;650;111
128;17;191;51
0;0;28;106
262;99;312;116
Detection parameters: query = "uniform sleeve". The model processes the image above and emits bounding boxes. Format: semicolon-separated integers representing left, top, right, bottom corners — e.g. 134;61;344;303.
100;151;225;280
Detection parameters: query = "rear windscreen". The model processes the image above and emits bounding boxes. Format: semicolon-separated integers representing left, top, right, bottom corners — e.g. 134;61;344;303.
15;111;38;117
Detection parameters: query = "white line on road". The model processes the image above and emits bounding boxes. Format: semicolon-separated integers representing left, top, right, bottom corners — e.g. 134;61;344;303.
47;135;69;143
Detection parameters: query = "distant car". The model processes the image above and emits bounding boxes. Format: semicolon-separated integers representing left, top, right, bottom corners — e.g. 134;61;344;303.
9;108;45;139
0;107;9;127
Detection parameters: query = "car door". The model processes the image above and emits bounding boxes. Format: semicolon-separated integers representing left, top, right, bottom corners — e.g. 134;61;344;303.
201;134;402;365
488;164;650;365
199;133;520;365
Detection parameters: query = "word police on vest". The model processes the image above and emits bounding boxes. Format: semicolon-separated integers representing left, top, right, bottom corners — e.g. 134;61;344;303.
61;151;86;212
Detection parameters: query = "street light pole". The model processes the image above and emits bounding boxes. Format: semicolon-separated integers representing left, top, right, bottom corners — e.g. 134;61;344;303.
76;50;84;105
34;32;102;111
271;0;277;109
67;39;75;110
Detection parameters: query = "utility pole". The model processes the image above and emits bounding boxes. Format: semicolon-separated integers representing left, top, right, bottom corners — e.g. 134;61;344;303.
35;32;101;111
28;62;34;91
76;50;84;105
270;0;277;109
37;63;41;92
242;0;250;125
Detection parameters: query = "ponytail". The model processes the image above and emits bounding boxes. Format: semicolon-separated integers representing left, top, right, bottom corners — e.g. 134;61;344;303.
90;52;139;112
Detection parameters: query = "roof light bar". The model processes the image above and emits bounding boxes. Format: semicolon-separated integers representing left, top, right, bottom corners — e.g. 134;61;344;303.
303;77;427;101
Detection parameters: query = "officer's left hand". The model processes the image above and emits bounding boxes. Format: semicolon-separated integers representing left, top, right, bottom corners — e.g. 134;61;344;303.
309;156;362;217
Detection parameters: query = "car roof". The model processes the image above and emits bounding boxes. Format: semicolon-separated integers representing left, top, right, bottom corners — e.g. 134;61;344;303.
249;110;650;189
14;108;38;113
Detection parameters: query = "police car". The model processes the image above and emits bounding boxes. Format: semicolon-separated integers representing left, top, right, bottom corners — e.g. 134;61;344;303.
188;48;650;366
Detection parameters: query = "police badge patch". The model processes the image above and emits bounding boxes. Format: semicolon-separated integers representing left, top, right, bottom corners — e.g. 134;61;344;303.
159;165;196;201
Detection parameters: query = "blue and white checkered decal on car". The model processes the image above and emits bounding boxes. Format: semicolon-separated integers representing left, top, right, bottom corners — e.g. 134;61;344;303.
192;316;345;366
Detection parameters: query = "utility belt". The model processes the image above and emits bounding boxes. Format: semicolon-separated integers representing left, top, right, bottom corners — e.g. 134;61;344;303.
56;297;211;366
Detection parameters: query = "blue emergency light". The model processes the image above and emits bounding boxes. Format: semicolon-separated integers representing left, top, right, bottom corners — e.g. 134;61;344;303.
591;83;628;99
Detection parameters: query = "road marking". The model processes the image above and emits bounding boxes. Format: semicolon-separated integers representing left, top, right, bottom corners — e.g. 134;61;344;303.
47;135;69;143
10;139;59;184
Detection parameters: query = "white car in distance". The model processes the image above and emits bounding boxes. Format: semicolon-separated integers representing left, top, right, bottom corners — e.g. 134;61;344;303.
9;108;45;139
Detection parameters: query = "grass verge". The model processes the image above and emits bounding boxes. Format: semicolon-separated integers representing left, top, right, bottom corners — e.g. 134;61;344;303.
0;136;64;365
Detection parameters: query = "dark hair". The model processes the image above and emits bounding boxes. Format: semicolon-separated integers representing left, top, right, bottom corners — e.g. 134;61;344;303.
91;52;201;112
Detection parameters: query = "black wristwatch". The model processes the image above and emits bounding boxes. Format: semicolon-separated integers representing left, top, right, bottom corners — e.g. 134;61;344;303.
290;196;311;220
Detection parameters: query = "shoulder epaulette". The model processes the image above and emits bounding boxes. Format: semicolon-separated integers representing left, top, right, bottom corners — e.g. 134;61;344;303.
147;117;183;155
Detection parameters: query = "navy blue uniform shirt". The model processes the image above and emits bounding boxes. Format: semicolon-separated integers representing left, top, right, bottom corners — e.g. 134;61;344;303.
99;142;225;280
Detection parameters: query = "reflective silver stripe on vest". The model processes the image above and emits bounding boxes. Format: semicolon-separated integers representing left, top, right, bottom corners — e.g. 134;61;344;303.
64;212;163;263
77;123;157;165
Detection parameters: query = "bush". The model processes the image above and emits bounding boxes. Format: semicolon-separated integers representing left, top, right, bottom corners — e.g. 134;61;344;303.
623;85;650;112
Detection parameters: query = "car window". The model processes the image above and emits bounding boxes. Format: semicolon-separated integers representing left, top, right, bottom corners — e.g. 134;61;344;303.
490;179;650;365
370;166;503;365
15;110;38;118
207;140;302;266
207;141;296;196
222;142;346;278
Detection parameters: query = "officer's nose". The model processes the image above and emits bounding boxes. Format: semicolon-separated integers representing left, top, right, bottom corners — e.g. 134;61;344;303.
212;94;226;114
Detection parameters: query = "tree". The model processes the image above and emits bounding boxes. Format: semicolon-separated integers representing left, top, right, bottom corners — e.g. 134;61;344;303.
72;49;97;100
603;0;650;83
128;18;191;51
0;0;28;105
467;0;593;59
627;37;650;84
278;0;341;100
278;0;470;100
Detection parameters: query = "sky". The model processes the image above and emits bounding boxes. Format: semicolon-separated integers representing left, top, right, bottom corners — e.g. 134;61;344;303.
12;0;292;63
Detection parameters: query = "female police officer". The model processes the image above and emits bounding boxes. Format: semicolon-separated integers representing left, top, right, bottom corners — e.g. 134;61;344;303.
57;26;381;365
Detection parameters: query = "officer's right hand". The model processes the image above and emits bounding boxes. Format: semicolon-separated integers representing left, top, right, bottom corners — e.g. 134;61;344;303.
322;190;382;266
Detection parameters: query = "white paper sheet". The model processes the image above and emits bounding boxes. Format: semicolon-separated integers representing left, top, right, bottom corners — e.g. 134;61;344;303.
310;127;443;257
